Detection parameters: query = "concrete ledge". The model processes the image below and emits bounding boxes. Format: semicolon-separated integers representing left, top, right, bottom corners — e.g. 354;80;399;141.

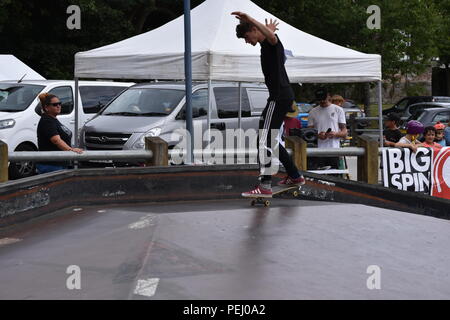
0;165;449;230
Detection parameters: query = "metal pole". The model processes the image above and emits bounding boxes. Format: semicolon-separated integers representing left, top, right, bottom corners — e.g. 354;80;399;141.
377;80;384;186
184;0;194;164
74;77;79;169
238;82;242;147
377;80;383;147
74;77;79;147
207;79;212;147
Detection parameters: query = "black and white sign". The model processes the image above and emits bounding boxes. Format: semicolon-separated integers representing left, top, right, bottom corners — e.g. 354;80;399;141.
382;147;433;193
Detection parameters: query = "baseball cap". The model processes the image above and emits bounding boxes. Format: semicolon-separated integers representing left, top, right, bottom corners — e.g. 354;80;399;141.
385;113;400;123
315;87;329;101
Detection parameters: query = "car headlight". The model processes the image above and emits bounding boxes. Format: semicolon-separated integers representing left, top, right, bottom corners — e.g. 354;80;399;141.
132;127;162;149
0;119;15;129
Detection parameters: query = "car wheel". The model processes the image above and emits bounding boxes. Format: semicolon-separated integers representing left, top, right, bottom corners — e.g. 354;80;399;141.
8;144;37;180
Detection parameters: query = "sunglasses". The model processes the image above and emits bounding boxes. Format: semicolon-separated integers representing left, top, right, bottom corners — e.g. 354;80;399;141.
49;102;62;107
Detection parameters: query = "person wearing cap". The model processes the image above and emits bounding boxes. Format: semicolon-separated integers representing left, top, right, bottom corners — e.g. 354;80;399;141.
383;113;402;147
434;122;447;147
307;87;347;169
232;11;305;198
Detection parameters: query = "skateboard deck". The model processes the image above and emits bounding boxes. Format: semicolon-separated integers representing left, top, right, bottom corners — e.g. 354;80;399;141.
244;185;301;207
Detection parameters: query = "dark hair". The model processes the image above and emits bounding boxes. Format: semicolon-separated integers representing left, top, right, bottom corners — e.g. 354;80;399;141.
236;22;253;38
423;126;436;136
38;93;58;113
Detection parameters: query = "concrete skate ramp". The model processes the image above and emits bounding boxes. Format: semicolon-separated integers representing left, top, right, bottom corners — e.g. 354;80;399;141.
0;165;449;299
0;165;449;230
0;199;449;299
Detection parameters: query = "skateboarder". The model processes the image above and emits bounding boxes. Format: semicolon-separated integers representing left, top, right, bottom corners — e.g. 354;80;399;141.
231;11;305;198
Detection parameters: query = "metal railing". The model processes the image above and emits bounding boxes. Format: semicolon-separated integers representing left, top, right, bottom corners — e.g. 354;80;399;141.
8;150;153;162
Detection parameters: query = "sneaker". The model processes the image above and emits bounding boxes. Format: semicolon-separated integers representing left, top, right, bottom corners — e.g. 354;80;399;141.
277;175;306;186
242;185;272;198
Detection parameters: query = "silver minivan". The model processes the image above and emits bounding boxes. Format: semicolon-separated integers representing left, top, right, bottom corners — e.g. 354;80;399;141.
80;82;269;159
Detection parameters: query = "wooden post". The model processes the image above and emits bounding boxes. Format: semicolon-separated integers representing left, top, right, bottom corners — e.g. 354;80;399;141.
357;135;378;184
145;137;168;166
285;136;307;171
0;140;8;182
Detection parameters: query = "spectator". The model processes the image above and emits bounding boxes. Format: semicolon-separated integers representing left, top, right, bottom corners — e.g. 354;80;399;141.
395;120;423;153
434;122;447;147
418;126;442;153
36;93;83;174
331;95;344;107
283;101;301;137
308;87;347;169
445;120;450;146
383;113;402;147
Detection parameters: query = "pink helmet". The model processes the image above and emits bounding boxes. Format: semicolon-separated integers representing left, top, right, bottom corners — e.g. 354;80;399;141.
406;120;424;135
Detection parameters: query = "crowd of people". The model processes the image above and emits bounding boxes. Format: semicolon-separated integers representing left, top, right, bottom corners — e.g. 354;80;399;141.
382;112;448;153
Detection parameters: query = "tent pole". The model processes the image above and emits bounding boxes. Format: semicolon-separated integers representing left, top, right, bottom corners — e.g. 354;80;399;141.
74;77;79;169
184;0;193;164
377;80;383;186
238;82;242;149
207;79;212;149
377;80;383;147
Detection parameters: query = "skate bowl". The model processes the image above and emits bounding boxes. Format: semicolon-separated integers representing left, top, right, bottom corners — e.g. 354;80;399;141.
1;164;449;230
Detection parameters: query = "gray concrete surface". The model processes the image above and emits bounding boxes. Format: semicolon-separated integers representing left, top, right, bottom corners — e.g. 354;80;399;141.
0;198;449;300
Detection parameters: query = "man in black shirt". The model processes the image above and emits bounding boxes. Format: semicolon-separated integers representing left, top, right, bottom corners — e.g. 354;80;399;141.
383;113;402;147
232;11;305;198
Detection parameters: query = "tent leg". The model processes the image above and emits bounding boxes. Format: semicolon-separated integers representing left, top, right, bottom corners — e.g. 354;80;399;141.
377;80;383;147
74;77;79;170
377;80;383;186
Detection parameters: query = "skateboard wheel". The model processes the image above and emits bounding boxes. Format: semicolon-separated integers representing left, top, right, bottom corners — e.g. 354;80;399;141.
293;191;299;197
264;200;270;207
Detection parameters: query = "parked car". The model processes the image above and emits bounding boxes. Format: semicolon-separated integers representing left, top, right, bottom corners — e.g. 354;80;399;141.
401;106;450;132
296;102;313;127
398;101;450;126
80;81;270;165
382;96;450;117
0;80;134;179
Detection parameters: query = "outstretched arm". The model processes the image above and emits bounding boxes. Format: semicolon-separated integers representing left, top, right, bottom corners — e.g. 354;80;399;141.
231;11;278;45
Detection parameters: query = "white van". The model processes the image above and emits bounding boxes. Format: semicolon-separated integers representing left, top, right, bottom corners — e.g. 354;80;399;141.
80;82;270;166
0;80;134;178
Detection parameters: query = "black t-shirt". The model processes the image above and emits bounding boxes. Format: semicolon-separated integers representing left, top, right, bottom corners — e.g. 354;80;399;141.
260;35;294;101
37;114;73;166
384;128;402;144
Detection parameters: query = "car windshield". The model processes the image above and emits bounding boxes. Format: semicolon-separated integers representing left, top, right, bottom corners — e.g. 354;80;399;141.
0;83;44;112
297;103;313;113
393;98;409;111
101;88;185;116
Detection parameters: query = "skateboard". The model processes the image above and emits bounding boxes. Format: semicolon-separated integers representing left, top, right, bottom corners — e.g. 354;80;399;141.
244;185;301;207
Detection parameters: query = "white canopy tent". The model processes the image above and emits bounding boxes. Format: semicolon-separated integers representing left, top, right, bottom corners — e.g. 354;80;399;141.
74;0;383;149
0;55;45;81
75;0;381;83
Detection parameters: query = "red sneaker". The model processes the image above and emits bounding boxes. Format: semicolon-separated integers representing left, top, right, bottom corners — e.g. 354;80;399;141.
277;175;306;186
241;185;272;198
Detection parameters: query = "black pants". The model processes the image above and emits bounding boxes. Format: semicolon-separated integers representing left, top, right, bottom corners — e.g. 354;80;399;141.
258;99;299;183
